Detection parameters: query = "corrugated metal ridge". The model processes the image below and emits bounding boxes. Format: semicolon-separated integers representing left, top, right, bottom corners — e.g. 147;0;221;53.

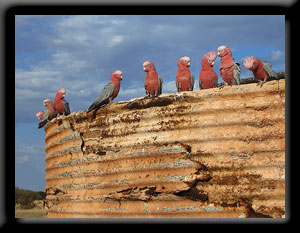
44;80;285;218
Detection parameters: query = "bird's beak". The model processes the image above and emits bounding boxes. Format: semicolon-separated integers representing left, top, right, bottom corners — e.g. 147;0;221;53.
120;75;123;80
212;61;215;66
143;67;146;71
187;62;191;67
217;52;220;56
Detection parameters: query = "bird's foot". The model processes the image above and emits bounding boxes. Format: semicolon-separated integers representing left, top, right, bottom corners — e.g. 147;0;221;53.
257;80;266;88
218;83;227;89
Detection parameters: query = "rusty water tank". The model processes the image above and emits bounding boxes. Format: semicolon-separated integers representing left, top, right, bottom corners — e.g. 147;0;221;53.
44;80;285;218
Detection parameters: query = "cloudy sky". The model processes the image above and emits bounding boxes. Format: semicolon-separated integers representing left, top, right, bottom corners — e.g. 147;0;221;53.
15;15;285;191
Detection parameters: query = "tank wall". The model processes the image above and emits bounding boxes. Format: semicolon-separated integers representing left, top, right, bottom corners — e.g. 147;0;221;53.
44;80;285;218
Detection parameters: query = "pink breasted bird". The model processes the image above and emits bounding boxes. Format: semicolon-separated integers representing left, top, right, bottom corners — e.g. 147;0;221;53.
38;99;57;129
217;45;241;87
243;56;278;87
54;88;70;116
176;56;195;92
87;70;123;112
199;51;218;89
143;60;162;97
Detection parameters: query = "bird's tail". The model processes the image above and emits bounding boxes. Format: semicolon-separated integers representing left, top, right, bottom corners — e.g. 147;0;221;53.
270;74;279;80
87;102;99;112
38;120;47;129
87;106;94;113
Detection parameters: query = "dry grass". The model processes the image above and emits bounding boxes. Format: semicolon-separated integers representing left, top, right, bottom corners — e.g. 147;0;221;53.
15;208;48;218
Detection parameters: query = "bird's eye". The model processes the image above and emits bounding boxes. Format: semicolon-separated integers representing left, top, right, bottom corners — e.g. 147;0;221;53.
184;60;187;63
208;59;211;62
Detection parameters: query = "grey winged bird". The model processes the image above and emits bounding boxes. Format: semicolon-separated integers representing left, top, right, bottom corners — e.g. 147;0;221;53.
243;56;278;87
87;70;123;112
38;99;57;129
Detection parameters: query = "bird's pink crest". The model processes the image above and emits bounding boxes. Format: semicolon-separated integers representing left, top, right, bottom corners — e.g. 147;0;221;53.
243;56;256;70
205;51;217;61
58;88;66;95
179;56;191;62
113;70;123;76
143;60;152;67
217;45;227;52
178;56;191;68
143;60;155;71
112;69;123;80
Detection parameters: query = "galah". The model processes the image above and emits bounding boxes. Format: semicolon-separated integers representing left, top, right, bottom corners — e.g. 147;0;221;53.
35;111;44;120
143;60;162;97
243;56;278;87
217;45;241;87
175;56;195;92
199;51;218;89
87;70;123;112
54;88;70;116
38;99;57;129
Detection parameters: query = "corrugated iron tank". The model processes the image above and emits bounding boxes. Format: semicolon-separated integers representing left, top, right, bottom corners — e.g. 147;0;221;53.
44;80;285;218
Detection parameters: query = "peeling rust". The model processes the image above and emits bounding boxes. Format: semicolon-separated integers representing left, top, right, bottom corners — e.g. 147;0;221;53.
175;187;208;202
173;141;192;154
46;187;66;196
245;203;272;218
127;96;174;110
104;186;160;202
79;132;85;152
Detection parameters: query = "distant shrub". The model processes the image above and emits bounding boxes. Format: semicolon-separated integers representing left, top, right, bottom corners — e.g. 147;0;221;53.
15;187;46;209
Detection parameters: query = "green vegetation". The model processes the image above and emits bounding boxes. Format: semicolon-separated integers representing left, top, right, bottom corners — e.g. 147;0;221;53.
15;187;46;209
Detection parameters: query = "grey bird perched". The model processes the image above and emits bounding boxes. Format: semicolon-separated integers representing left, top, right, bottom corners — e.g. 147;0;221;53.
87;70;123;112
243;56;278;87
143;60;162;97
37;99;57;129
54;88;71;116
217;45;241;88
176;56;195;92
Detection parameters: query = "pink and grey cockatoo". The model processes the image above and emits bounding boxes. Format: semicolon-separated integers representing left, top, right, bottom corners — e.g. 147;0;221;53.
217;45;241;87
87;70;123;112
35;111;44;120
143;60;162;97
54;88;70;116
243;56;278;87
199;51;218;89
38;99;57;129
175;56;195;92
